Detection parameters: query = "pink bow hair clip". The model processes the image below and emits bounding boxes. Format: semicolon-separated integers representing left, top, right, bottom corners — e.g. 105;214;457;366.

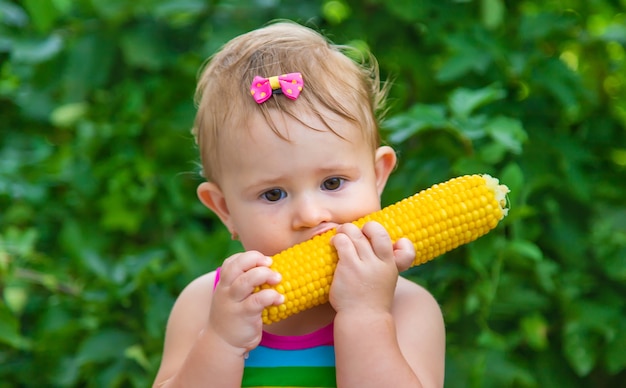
250;72;304;104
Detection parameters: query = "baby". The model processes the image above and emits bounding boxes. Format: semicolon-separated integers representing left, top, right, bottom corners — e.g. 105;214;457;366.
154;21;445;387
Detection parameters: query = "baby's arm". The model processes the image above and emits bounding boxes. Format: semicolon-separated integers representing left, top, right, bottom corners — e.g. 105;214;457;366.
153;252;283;387
331;222;445;387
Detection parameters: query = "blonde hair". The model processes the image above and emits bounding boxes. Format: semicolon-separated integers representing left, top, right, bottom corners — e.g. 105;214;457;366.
193;21;389;182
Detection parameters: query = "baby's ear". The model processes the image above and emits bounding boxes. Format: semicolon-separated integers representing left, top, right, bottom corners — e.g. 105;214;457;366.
374;146;397;195
197;182;235;234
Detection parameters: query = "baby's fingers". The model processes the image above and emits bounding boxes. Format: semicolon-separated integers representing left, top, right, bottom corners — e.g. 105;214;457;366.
219;251;272;285
244;289;285;314
361;221;394;262
393;237;416;272
230;266;281;302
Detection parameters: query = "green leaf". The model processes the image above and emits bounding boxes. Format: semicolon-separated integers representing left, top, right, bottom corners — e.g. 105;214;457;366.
519;12;577;42
23;0;59;32
507;239;543;262
605;320;626;373
562;300;621;376
49;356;80;387
62;32;116;100
90;0;131;21
482;349;537;386
448;84;506;119
478;141;507;164
451;157;493;176
535;260;559;293
0;1;28;27
2;227;38;258
0;303;28;349
602;23;626;44
520;313;549;350
11;34;63;63
436;30;498;82
532;58;585;119
491;276;551;317
481;0;505;30
120;23;171;70
591;208;626;281
145;284;175;339
322;0;351;25
124;344;151;370
384;103;447;144
477;329;508;351
379;0;428;23
81;250;111;281
437;50;492;82
484;116;527;154
76;329;136;365
563;321;598;376
50;102;88;127
153;0;207;19
3;285;28;315
51;0;72;14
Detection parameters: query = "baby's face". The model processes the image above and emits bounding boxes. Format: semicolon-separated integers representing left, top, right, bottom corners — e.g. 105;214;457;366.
216;110;385;256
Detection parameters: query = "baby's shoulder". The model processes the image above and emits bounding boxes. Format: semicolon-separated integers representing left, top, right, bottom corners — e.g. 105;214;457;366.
179;271;217;298
394;277;441;312
174;270;218;309
395;275;429;292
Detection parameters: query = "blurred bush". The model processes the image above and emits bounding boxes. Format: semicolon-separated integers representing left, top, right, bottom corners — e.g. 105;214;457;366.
1;0;625;386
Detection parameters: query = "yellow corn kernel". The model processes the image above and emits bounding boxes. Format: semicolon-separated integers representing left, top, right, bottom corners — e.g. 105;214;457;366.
259;174;509;324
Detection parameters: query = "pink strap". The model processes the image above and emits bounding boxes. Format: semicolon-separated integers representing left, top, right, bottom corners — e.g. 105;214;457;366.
213;267;220;290
260;322;334;349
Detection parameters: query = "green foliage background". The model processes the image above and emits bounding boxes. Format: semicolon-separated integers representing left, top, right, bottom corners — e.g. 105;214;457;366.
1;0;626;386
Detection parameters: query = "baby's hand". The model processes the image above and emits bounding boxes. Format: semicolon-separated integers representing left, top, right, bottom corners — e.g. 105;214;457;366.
209;251;283;352
329;222;415;315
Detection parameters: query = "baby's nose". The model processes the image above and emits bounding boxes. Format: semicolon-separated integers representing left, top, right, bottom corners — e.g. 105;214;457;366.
291;195;332;229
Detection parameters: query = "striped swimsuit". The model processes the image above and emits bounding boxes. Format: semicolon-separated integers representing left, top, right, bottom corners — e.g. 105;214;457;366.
214;268;337;387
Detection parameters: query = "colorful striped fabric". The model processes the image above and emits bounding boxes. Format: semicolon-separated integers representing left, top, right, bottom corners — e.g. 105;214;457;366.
242;323;336;387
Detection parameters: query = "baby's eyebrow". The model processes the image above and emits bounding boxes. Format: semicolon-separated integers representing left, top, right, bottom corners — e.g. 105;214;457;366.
244;165;361;190
314;164;360;175
249;179;283;190
241;175;287;195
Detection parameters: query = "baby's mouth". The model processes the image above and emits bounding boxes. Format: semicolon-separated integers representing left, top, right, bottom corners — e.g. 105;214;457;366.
312;223;338;238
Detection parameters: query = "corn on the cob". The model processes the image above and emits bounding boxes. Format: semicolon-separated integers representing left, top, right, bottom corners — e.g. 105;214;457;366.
259;174;509;324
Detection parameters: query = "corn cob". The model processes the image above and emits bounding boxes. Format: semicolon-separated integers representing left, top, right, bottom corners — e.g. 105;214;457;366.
259;174;509;324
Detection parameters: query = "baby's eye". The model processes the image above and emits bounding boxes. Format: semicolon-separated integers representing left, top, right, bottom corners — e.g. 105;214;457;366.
262;188;286;202
322;177;344;191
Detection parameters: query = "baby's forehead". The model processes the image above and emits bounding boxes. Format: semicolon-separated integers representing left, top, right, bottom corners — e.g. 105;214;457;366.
218;111;375;185
245;107;369;145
